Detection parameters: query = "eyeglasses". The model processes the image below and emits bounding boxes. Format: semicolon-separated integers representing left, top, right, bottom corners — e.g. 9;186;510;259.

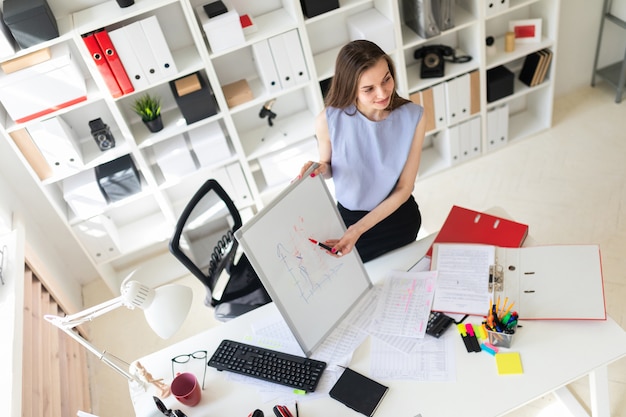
171;350;207;390
153;396;188;417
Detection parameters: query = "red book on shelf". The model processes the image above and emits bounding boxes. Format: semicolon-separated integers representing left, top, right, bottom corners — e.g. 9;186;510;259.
83;32;122;98
426;205;529;257
93;28;135;95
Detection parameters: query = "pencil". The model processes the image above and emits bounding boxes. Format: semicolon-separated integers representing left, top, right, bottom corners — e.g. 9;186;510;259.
503;301;515;317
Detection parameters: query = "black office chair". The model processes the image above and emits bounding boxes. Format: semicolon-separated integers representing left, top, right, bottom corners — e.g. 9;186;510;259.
169;179;271;321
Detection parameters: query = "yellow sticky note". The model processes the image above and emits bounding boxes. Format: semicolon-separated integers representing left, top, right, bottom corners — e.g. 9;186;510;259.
495;352;523;375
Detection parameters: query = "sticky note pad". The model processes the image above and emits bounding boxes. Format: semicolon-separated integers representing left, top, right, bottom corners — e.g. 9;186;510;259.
495;352;523;375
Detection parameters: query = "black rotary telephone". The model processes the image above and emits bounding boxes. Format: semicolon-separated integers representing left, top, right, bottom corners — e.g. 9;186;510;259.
413;45;472;79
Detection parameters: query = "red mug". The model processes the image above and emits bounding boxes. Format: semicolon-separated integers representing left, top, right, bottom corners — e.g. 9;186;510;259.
171;372;201;406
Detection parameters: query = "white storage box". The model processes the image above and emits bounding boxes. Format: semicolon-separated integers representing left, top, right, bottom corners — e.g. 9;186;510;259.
0;42;86;123
196;6;244;52
187;123;230;167
347;8;396;52
63;169;108;220
71;214;121;263
152;135;196;182
28;116;83;177
258;139;318;187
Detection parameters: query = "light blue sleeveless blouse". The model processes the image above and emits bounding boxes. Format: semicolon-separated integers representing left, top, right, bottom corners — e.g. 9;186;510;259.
326;102;423;211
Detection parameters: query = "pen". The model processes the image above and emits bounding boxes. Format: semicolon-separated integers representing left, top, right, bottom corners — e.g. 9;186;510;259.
308;238;342;256
296;402;299;417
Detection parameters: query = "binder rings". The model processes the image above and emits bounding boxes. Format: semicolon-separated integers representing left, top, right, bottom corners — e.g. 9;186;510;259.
83;32;122;98
431;243;606;320
93;29;135;95
426;205;528;257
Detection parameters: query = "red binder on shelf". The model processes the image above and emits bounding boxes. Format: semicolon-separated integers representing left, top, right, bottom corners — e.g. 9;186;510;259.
93;29;135;95
426;205;529;257
83;32;122;98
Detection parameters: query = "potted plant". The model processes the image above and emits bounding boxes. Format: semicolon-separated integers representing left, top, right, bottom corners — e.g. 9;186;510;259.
132;93;163;133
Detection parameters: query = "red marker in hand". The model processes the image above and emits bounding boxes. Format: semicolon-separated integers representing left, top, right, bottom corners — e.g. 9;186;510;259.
308;238;342;256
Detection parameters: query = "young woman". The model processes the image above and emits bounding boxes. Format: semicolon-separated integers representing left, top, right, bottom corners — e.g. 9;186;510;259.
300;40;426;262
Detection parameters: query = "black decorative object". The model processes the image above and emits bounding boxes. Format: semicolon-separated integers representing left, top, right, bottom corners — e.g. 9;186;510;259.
300;0;339;18
169;72;217;125
89;118;116;151
95;155;141;203
258;99;277;127
2;0;59;49
203;1;228;18
115;0;135;7
487;65;514;103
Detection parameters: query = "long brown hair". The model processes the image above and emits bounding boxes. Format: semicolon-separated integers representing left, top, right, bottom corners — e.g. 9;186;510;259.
325;40;409;111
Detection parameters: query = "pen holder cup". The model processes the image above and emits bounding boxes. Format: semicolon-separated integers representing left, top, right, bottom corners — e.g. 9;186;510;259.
487;325;517;348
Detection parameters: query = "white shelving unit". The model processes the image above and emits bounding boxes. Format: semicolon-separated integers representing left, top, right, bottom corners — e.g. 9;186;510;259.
0;0;560;293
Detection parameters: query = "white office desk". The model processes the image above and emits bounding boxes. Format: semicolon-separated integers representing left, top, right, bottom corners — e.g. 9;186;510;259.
131;236;626;417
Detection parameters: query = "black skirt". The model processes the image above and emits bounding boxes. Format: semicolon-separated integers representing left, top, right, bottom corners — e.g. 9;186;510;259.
337;195;421;263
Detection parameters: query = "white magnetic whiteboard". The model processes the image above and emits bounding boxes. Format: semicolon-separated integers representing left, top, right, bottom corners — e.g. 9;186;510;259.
234;174;372;356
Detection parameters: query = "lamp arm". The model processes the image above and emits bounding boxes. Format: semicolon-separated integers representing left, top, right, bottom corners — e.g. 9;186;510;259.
44;313;145;386
53;295;127;329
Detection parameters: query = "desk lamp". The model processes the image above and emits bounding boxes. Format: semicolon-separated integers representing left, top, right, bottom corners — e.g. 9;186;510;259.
44;271;193;386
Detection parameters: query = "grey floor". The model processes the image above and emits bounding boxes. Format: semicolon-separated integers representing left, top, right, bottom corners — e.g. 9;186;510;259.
84;83;626;417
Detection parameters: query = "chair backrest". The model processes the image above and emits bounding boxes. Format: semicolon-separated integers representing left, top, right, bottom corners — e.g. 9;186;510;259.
169;179;269;308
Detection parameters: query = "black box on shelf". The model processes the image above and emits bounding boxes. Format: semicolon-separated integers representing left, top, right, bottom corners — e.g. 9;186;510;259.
95;155;141;203
203;0;228;18
169;71;218;125
486;65;514;103
300;0;339;18
2;0;59;49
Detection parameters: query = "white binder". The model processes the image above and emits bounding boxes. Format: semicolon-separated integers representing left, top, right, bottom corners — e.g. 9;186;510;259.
29;117;83;177
252;39;282;94
108;26;150;90
446;125;461;165
71;215;121;263
486;105;508;151
140;16;178;79
458;120;472;162
225;163;251;206
281;29;309;86
445;73;471;125
268;33;295;89
468;116;481;159
123;21;163;84
432;243;606;320
432;83;447;129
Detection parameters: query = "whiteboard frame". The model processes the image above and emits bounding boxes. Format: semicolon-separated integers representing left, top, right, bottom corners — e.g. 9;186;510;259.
234;172;372;356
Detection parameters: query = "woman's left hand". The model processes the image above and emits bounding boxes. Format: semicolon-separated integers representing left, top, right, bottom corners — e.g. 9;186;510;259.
324;226;361;258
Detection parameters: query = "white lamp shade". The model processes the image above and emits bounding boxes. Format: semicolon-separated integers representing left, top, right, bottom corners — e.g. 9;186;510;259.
143;284;193;339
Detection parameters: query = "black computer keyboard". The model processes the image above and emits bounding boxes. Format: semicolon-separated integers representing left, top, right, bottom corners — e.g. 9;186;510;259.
207;339;327;392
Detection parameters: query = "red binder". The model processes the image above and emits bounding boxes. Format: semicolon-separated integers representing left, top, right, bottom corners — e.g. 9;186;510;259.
83;32;122;98
426;205;529;257
93;29;135;95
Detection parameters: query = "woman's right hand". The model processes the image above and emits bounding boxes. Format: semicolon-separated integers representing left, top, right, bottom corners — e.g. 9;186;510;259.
298;161;328;179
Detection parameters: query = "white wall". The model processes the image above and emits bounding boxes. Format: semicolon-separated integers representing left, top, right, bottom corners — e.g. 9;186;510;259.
0;137;96;312
553;0;626;97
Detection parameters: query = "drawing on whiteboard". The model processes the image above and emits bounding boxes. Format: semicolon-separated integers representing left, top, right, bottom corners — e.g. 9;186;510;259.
274;216;345;303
